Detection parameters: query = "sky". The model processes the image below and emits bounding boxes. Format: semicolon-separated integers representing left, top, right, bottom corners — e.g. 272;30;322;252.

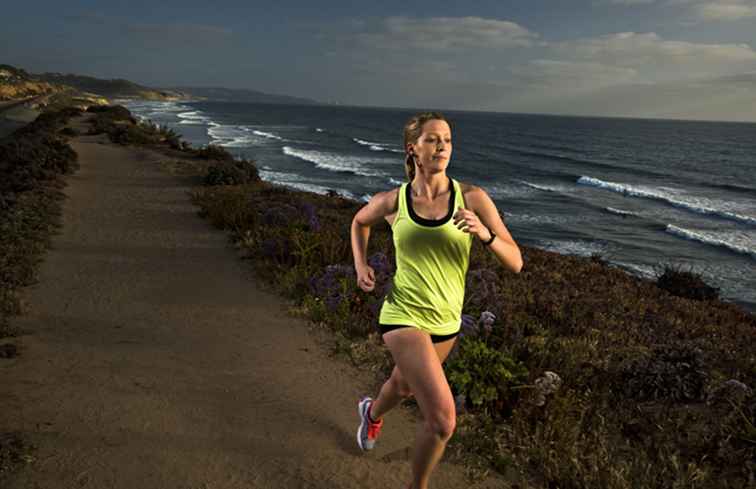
2;0;756;121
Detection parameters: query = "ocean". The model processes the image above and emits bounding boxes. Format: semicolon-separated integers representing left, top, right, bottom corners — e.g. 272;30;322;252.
118;99;756;315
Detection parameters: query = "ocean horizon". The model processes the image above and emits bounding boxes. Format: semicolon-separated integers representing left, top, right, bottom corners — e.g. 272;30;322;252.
119;99;756;315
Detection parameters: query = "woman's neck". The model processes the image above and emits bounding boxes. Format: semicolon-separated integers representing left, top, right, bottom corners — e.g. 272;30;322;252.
411;172;450;200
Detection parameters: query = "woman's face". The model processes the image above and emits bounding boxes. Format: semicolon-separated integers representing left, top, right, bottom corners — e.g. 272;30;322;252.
408;119;452;174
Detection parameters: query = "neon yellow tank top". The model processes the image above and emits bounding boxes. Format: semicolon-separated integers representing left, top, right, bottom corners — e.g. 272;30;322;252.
378;176;473;335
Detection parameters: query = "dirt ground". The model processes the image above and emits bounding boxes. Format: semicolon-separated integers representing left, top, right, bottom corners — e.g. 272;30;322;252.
0;115;509;488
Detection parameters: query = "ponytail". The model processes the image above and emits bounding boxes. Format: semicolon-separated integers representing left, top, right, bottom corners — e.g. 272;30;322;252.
404;153;416;182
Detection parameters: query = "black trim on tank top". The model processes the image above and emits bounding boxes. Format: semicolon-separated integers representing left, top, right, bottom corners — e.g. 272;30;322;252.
407;176;455;227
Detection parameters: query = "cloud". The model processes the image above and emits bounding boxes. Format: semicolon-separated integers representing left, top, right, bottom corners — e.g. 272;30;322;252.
511;60;638;88
605;0;658;4
602;0;756;21
694;1;756;20
315;15;540;91
314;15;756;118
355;16;539;51
551;32;756;80
511;72;756;121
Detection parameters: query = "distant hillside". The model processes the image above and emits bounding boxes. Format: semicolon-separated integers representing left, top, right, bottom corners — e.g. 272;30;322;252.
34;72;189;101
0;64;63;101
167;86;319;105
1;64;319;106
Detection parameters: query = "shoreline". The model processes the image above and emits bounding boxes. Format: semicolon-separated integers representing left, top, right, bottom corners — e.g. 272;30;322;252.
8;96;755;317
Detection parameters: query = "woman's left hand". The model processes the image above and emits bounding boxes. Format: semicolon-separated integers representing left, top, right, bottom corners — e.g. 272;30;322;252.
453;206;491;242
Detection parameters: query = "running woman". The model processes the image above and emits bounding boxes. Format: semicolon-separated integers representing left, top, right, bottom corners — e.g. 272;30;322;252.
350;112;523;489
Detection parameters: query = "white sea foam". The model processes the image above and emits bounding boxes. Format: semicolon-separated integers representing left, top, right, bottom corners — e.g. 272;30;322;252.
208;124;269;147
665;224;756;259
518;180;573;193
486;182;538;199
315;128;324;132
606;207;640;217
578;176;756;226
258;169;303;183
511;211;598;225
610;261;657;281
128;101;192;114
252;130;283;141
388;177;404;186
536;240;610;257
282;146;389;177
258;169;356;200
353;138;404;153
177;110;212;125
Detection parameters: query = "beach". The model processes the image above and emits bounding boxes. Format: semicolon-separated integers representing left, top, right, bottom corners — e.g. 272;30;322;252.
0;112;508;488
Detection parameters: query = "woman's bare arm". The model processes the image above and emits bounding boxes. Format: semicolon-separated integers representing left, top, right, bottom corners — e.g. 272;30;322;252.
351;189;399;290
464;185;523;273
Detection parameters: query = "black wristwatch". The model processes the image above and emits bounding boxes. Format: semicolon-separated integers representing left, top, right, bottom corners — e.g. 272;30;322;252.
482;231;496;246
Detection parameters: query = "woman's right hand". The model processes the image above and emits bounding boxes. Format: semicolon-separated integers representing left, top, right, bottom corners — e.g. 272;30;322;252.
356;264;376;292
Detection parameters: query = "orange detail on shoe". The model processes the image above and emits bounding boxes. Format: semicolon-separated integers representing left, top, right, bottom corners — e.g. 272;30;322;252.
367;417;383;440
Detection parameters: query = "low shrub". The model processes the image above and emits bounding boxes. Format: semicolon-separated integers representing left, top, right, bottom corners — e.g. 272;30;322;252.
0;108;79;335
656;263;720;301
193;144;234;161
203;159;260;186
445;337;528;414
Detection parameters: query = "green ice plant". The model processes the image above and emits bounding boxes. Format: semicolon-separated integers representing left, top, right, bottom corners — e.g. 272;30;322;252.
446;337;528;409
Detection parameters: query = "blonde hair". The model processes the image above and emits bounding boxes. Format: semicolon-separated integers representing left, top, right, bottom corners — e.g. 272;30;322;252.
402;111;450;182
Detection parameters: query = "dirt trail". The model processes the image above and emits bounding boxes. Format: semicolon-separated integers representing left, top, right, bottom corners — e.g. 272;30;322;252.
0;115;508;488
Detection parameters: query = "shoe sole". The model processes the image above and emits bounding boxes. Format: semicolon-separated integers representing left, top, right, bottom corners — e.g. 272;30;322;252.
356;397;371;451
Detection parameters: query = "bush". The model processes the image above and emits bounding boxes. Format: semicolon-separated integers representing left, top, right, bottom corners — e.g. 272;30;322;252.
109;124;161;145
656;263;720;301
86;104;132;119
445;337;528;413
194;144;234;161
203;159;260;186
611;342;708;402
0;107;78;336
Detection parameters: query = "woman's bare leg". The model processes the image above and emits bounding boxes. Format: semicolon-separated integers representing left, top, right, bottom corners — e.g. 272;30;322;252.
380;329;457;489
370;334;457;421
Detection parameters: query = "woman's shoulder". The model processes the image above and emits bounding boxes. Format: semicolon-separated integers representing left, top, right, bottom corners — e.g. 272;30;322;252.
370;185;401;213
457;180;485;198
456;180;491;210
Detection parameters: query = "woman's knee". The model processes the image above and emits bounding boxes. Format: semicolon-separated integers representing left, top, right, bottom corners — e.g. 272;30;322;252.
425;407;456;440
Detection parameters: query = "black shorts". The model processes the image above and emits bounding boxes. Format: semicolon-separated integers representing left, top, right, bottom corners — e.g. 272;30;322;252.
378;323;460;343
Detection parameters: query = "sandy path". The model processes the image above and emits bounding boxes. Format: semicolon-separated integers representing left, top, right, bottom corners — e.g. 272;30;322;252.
0;116;508;489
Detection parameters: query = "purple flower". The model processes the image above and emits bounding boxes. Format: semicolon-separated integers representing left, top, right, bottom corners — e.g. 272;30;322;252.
299;202;320;232
460;314;477;338
367;252;390;275
308;263;356;302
